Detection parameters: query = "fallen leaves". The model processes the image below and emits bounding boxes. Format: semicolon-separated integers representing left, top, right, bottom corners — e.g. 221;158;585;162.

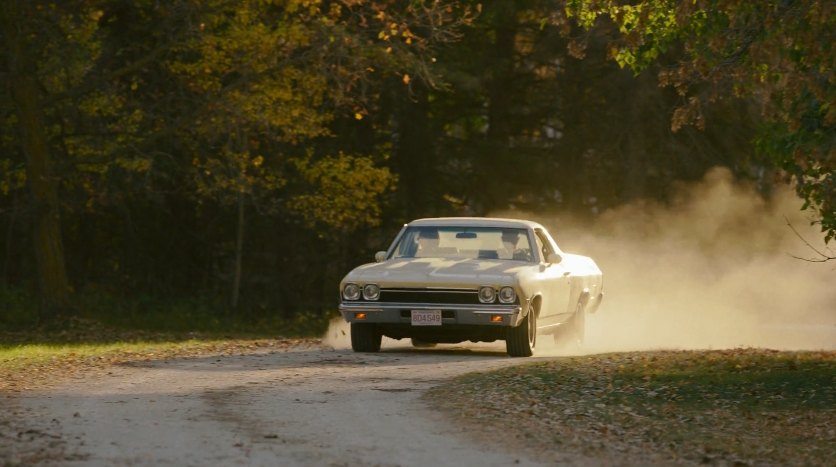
425;349;835;466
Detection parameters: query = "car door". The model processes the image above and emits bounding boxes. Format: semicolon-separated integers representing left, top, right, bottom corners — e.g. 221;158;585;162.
533;229;573;330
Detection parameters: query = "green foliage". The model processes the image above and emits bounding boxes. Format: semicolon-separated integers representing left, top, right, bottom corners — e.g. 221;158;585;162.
0;158;26;196
287;152;397;232
2;0;830;330
0;287;35;330
0;285;333;336
563;0;836;242
567;0;683;70
166;0;333;141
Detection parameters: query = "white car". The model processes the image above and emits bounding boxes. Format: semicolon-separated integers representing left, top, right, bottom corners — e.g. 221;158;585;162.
339;217;603;357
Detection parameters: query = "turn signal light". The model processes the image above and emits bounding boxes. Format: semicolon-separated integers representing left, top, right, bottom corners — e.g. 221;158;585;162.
354;312;367;320
490;315;503;323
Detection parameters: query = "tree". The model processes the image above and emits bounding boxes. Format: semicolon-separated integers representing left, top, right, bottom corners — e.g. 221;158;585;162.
1;1;80;319
0;0;476;320
166;0;473;307
563;0;835;242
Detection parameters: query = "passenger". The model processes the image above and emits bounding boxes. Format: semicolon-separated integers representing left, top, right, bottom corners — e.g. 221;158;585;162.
416;229;440;257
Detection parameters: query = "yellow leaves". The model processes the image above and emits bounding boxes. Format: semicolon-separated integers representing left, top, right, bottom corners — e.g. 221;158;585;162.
378;21;416;44
402;28;416;44
168;0;321;94
192;147;286;205
287;152;397;231
327;2;342;20
402;73;411;85
114;157;152;173
354;112;364;120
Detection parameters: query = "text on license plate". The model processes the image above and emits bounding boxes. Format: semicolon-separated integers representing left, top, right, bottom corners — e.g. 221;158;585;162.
411;310;442;326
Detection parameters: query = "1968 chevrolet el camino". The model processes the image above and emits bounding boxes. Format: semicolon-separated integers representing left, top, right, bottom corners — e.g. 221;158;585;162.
339;217;603;357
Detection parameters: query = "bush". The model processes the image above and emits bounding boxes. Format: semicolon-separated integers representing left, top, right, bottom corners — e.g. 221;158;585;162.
0;285;334;337
0;287;38;330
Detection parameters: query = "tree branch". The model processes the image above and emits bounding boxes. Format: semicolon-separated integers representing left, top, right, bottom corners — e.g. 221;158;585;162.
785;216;835;263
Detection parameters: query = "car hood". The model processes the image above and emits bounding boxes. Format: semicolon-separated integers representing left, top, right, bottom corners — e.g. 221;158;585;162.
342;258;534;288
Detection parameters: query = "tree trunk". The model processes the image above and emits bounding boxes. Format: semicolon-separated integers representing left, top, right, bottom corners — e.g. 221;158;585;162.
231;187;245;310
482;0;518;212
486;1;517;146
230;126;247;311
2;5;72;320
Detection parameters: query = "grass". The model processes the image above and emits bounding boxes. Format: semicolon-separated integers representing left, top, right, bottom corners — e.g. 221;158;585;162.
426;349;836;466
2;340;228;370
0;336;322;392
0;285;336;392
0;314;328;392
523;349;833;412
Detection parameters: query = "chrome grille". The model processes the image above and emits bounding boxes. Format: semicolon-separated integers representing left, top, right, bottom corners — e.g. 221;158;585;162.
379;288;479;305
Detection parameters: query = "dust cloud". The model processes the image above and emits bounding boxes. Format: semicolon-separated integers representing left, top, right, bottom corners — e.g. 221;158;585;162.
513;167;835;354
323;318;352;349
325;167;835;355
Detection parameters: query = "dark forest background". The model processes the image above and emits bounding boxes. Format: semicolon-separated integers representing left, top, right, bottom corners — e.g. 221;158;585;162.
1;0;832;332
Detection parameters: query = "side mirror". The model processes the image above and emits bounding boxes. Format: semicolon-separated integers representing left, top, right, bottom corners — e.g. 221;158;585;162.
546;252;562;264
374;251;387;263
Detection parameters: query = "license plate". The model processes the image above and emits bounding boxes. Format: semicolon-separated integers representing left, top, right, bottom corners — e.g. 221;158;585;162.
411;310;442;326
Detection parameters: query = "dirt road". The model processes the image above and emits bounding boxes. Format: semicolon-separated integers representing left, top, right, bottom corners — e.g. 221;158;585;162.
2;339;553;466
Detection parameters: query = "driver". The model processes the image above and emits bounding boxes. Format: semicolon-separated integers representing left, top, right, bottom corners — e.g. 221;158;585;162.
501;230;520;256
501;229;531;261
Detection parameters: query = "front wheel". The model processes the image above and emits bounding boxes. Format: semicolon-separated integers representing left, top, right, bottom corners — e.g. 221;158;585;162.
506;310;536;357
351;323;382;352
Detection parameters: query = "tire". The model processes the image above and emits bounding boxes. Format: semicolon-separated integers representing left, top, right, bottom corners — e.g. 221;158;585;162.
351;323;382;352
410;338;437;348
506;308;536;357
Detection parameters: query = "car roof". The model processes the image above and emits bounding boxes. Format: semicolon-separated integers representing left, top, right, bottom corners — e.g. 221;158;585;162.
407;217;545;230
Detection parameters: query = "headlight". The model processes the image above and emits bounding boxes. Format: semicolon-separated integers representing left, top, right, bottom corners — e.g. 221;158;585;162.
342;283;361;301
362;284;380;301
498;286;516;304
478;286;496;303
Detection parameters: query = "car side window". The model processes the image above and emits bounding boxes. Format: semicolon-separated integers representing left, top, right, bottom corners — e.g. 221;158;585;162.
534;230;553;261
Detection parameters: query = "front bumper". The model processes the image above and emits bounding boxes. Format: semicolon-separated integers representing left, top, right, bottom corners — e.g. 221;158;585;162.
339;301;525;327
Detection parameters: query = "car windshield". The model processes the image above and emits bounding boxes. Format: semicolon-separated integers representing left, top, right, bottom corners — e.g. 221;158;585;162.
390;226;534;262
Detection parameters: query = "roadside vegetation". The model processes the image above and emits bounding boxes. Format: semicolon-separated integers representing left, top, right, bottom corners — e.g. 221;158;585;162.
0;316;328;392
2;1;832;330
426;349;835;466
